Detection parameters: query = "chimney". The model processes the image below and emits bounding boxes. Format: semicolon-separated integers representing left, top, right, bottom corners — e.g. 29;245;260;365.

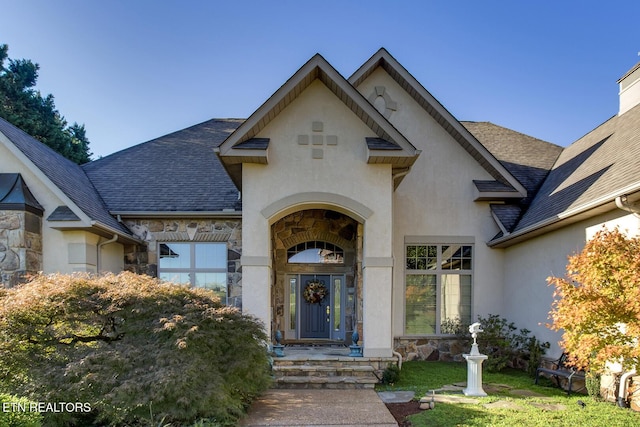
618;61;640;116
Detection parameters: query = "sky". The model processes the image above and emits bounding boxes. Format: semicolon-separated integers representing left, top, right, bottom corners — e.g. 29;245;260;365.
2;0;639;159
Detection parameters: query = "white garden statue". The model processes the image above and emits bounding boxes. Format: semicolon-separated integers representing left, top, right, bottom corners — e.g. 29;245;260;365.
463;322;488;396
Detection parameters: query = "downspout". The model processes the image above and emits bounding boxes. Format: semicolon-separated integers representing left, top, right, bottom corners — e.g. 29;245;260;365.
97;234;118;273
618;368;637;407
615;195;640;218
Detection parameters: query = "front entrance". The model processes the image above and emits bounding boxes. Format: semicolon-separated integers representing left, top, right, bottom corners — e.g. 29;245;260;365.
288;274;346;341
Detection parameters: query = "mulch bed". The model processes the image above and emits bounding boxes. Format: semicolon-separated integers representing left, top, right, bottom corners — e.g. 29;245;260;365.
385;401;422;426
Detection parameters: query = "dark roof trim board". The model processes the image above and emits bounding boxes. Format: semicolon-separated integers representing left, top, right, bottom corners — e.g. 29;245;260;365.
216;53;420;189
350;48;527;199
473;180;520;201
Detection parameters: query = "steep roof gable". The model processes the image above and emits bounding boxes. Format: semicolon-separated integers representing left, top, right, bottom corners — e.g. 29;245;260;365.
0;117;135;241
489;103;640;247
216;53;421;189
349;48;527;199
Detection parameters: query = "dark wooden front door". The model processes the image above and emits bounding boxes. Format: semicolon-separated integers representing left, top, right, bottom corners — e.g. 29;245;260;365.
299;275;331;339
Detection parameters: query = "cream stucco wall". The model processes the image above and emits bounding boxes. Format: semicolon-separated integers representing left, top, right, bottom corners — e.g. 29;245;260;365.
0;140;124;276
355;69;506;338
241;80;395;356
503;209;640;357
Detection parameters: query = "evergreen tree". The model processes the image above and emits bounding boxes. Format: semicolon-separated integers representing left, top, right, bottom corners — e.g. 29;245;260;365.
0;43;91;164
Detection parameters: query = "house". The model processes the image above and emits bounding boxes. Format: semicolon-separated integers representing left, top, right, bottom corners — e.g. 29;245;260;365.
1;49;639;360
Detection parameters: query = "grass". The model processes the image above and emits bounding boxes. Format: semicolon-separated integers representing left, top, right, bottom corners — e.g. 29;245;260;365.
376;361;640;427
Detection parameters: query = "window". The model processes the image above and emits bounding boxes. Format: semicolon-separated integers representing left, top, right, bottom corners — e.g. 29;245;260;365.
158;242;228;304
405;243;472;335
287;241;344;264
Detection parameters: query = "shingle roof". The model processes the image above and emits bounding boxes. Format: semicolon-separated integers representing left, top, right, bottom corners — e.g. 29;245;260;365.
0;117;129;234
84;118;243;213
512;104;640;233
462;121;563;204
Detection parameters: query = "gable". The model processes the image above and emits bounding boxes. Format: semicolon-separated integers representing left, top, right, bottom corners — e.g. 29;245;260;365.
0;117;136;241
216;53;420;190
350;48;527;201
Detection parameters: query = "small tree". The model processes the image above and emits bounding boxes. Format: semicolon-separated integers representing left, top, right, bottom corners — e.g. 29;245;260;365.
0;272;271;426
547;227;640;372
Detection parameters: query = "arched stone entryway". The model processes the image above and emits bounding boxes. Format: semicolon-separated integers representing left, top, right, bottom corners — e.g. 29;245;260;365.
271;209;363;344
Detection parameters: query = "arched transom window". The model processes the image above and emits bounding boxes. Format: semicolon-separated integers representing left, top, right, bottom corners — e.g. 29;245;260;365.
287;241;344;264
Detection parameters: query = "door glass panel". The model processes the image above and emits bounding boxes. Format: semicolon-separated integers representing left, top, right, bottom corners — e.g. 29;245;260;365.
333;278;341;332
289;277;297;330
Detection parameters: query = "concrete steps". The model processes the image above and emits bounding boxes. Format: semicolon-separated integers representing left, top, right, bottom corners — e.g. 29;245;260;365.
271;348;397;389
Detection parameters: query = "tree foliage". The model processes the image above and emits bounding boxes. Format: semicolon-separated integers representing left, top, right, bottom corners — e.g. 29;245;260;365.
547;227;640;373
0;44;91;164
0;272;271;426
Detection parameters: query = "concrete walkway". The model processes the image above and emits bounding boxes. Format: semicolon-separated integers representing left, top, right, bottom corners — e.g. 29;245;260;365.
239;389;397;427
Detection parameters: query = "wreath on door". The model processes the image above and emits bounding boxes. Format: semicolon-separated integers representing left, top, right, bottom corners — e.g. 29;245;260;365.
303;279;328;305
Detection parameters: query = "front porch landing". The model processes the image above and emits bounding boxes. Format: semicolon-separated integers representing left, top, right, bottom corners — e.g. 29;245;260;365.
271;346;398;389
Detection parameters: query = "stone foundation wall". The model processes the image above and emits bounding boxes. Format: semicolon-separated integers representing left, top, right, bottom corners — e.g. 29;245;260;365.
394;337;472;362
123;218;242;304
0;210;42;287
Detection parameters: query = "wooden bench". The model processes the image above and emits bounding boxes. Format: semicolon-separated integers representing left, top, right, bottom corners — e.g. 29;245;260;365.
535;353;586;395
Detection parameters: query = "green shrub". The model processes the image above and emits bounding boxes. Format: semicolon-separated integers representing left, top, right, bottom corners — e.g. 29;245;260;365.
382;363;401;385
0;272;271;426
585;372;601;400
0;393;42;427
476;314;549;374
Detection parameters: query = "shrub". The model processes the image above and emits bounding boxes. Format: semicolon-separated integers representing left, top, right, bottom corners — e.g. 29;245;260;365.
0;272;271;426
585;372;602;400
476;314;549;374
382;363;401;385
0;393;42;427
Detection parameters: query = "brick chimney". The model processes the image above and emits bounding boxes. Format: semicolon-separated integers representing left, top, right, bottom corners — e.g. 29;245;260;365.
618;61;640;116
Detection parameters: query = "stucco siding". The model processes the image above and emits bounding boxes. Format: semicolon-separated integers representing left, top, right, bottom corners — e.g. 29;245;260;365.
241;80;396;354
356;68;506;337
1;142;123;276
503;209;640;357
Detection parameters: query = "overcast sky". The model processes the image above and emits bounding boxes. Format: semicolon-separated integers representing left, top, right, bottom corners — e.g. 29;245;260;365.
3;0;639;158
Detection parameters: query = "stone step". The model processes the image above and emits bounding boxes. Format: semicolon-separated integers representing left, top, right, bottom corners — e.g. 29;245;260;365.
273;364;376;377
273;375;379;389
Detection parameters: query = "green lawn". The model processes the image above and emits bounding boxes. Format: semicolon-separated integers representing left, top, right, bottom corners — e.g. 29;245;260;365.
376;361;640;427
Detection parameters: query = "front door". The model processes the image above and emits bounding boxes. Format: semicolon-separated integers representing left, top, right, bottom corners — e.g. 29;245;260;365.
300;275;331;339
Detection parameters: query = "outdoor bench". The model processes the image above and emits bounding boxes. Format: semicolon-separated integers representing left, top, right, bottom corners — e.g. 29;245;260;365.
535;352;586;395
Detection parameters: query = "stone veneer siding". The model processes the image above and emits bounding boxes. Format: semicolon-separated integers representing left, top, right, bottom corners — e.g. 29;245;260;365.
271;209;360;342
123;218;242;305
0;210;42;287
394;337;472;362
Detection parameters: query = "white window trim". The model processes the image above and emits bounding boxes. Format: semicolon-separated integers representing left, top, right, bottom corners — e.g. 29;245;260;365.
403;236;474;336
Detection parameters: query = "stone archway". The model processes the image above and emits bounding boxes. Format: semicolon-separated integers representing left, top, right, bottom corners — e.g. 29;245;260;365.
271;209;363;344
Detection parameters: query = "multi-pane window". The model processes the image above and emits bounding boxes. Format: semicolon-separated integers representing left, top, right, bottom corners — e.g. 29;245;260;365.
158;242;228;304
405;244;472;335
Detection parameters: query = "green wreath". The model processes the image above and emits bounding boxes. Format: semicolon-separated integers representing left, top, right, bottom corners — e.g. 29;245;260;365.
303;280;328;305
